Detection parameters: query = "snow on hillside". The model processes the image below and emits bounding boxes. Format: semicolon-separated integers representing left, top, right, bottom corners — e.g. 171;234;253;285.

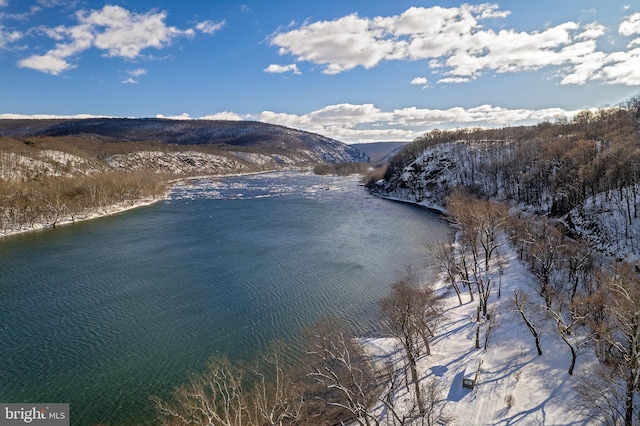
564;186;640;263
106;151;250;175
363;140;635;424
371;142;465;212
373;140;640;262
0;149;103;179
362;242;594;425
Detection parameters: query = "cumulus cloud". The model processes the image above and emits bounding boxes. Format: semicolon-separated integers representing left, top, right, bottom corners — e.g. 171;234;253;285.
200;111;245;121
619;12;640;36
269;4;640;86
250;102;580;143
410;77;429;88
17;5;218;75
18;53;72;74
264;63;301;75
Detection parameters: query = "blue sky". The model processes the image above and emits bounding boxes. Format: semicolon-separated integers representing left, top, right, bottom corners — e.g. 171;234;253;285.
1;0;640;143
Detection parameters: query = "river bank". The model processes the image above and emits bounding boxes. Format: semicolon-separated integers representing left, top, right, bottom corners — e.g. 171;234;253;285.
0;195;167;238
0;168;305;239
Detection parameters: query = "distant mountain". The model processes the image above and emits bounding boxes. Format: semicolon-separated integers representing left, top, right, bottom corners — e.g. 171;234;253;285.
351;141;408;164
0;118;369;164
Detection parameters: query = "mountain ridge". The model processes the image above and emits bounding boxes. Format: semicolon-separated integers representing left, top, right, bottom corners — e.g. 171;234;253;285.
0;117;369;164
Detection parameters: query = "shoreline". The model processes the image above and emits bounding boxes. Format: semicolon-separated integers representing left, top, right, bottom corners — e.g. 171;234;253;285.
0;195;167;239
0;168;316;239
366;188;447;215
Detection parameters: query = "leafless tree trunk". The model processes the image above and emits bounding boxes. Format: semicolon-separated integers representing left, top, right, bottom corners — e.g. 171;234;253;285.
544;302;585;375
511;289;543;356
428;240;463;305
379;276;444;417
305;318;380;426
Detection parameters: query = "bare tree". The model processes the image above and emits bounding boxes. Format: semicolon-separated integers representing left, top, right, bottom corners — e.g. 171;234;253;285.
305;318;379;426
447;192;509;316
575;363;630;426
428;240;463;305
511;289;543;356
544;300;586;375
248;348;305;426
152;350;305;426
152;356;247;426
379;275;444;416
583;263;640;426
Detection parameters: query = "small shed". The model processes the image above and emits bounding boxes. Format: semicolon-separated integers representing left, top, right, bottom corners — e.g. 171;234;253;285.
462;359;483;390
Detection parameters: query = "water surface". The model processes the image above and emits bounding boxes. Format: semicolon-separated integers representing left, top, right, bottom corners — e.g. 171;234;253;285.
0;171;451;425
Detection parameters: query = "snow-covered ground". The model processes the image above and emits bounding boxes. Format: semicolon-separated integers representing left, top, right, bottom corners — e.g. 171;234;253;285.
361;242;595;425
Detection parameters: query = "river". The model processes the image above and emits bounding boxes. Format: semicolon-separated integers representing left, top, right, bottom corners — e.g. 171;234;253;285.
0;171;451;425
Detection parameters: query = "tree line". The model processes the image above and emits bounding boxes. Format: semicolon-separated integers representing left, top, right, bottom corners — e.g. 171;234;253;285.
0;171;169;234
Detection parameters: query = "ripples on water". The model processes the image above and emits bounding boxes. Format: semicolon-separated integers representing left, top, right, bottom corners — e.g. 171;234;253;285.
0;171;451;425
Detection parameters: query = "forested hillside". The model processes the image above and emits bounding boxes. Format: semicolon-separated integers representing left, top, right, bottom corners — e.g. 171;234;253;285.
369;99;640;261
0;119;368;236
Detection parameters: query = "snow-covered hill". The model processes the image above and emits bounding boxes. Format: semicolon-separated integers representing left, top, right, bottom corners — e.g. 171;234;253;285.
370;139;640;261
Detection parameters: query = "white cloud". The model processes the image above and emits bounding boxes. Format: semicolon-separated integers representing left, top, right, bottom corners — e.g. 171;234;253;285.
269;4;640;86
271;13;397;75
0;27;21;49
619;12;640;36
250;102;580;143
127;68;147;77
17;5;208;75
18;53;73;74
576;22;607;40
264;63;301;75
410;77;428;88
156;113;192;120
196;20;225;34
79;6;186;59
121;68;147;84
200;112;245;121
594;48;640;85
0;0;8;7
